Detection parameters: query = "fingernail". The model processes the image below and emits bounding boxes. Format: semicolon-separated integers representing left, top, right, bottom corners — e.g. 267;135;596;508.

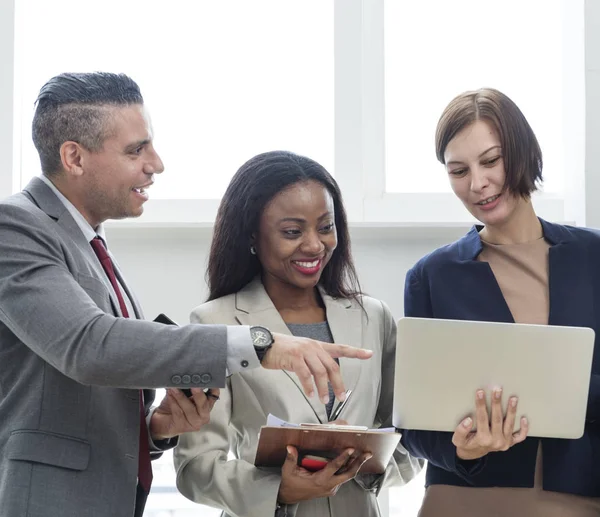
338;392;347;402
308;390;314;398
347;448;355;456
463;417;472;428
494;389;502;400
322;395;330;405
477;390;485;400
521;417;528;425
286;446;292;455
364;454;373;461
510;397;518;407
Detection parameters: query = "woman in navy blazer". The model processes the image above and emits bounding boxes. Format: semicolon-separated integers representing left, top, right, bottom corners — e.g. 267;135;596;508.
401;88;600;516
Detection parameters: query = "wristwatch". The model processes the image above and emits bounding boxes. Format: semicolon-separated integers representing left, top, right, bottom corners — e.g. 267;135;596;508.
250;325;274;363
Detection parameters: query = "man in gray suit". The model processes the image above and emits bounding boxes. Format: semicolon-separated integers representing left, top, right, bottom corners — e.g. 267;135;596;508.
0;72;372;517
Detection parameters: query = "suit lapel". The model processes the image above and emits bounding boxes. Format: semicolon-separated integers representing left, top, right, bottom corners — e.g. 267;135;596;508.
112;260;143;319
535;219;595;328
452;219;594;329
23;177;124;317
56;212;125;318
451;261;515;323
321;291;363;404
235;278;361;424
548;241;594;328
448;225;515;323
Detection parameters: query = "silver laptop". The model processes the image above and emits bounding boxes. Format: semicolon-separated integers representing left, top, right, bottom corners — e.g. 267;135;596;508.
392;317;595;439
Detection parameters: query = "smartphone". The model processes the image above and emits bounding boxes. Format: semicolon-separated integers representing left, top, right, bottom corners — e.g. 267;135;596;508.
300;454;329;471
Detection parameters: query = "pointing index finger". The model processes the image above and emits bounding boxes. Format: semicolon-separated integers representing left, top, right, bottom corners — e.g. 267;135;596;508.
321;343;373;360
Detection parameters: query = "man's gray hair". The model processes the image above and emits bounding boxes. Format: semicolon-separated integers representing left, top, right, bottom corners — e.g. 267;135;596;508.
32;72;143;175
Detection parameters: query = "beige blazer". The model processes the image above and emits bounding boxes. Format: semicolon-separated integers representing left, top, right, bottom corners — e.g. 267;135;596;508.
174;278;422;517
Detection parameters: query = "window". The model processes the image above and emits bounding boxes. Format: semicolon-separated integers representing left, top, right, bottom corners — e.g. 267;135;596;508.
13;0;582;225
384;0;565;194
15;0;333;199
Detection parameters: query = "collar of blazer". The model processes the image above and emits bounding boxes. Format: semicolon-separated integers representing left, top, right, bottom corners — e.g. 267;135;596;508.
233;277;364;424
23;177;142;319
454;216;594;329
457;216;575;261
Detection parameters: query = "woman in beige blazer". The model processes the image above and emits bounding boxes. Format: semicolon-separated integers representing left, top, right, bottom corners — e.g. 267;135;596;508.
174;151;422;517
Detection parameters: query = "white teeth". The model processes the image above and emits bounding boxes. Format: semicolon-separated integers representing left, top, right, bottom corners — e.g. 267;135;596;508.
294;260;319;268
478;195;499;205
133;187;145;194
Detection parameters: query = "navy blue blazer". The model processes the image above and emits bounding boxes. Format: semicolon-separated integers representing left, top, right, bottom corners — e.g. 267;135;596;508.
400;219;600;498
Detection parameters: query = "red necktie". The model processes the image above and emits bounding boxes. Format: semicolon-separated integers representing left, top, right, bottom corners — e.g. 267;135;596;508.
90;236;153;493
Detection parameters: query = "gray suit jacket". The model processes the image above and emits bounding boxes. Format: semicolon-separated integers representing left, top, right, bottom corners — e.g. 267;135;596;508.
0;178;229;517
175;278;423;517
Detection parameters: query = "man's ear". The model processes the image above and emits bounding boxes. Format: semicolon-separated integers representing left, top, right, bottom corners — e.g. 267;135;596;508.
59;141;86;177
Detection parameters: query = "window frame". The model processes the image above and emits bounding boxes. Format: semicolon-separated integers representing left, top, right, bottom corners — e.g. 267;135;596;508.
4;0;585;228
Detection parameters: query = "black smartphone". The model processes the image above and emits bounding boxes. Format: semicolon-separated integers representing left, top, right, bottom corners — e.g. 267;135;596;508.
153;313;178;326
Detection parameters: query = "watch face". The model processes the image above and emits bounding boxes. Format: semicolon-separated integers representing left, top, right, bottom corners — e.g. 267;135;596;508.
252;327;272;348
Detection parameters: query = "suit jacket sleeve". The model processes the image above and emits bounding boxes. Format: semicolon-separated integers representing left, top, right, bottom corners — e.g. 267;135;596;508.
354;300;424;493
174;309;286;517
399;266;486;479
0;201;228;389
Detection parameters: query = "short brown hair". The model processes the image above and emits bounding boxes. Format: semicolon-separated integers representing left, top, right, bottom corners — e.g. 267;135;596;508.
435;88;543;197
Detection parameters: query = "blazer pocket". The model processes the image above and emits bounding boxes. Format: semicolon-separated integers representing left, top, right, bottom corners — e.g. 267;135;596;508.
7;430;91;471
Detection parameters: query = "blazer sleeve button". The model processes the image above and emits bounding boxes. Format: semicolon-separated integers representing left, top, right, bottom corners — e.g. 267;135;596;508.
171;375;182;385
200;373;212;384
182;374;191;384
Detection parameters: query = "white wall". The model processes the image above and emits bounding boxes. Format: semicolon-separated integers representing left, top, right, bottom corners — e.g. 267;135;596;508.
99;0;598;317
105;227;468;324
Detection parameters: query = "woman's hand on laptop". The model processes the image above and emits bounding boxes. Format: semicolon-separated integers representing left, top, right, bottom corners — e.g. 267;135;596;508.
452;388;529;461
